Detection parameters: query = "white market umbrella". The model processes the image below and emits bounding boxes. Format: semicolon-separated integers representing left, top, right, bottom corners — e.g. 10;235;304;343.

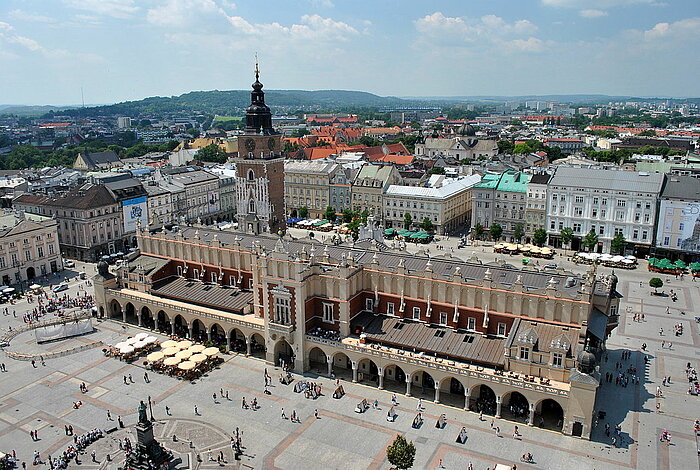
175;350;192;360
147;351;164;362
134;333;149;340
177;340;193;350
144;336;159;344
132;340;148;349
203;347;219;356
162;347;179;356
114;342;130;349
188;344;206;353
178;361;196;371
163;357;181;366
190;353;207;363
125;337;139;345
161;340;178;349
119;345;135;355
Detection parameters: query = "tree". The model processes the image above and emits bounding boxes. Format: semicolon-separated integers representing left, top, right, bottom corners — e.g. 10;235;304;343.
649;277;663;293
341;209;355;224
298;206;309;218
560;227;573;250
386;435;416;470
513;224;525;242
513;142;534;154
533;228;547;247
196;143;227;163
638;129;657;137
497;140;514;154
420;217;434;232
323;206;336;222
611;232;626;254
360;210;370;224
403;213;413;229
583;229;599;252
473;223;484;240
489;223;503;242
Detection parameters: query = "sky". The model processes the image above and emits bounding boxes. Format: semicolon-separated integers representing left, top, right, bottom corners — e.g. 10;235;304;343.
0;0;699;105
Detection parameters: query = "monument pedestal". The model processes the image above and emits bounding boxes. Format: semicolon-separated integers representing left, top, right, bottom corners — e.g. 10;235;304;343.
123;421;173;470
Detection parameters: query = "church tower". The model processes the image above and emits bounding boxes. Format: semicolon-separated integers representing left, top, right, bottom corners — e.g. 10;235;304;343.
234;60;286;234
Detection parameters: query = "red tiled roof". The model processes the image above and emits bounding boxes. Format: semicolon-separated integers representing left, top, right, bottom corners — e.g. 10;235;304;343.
372;154;414;165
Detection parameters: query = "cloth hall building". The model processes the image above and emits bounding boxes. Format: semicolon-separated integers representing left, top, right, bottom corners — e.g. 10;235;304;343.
95;224;619;440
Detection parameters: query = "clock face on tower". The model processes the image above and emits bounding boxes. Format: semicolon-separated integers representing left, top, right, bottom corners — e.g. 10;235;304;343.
244;138;256;152
268;137;276;151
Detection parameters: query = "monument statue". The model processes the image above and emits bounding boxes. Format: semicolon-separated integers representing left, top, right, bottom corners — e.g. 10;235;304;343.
138;400;148;424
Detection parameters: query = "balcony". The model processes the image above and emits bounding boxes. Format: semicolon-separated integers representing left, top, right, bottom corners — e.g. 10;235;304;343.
269;321;295;336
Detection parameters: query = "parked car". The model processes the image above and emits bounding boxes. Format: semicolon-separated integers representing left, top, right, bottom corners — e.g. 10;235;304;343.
52;284;69;293
63;259;75;268
544;263;558;270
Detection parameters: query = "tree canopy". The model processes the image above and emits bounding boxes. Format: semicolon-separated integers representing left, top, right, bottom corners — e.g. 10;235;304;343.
196;143;228;163
386;435;416;470
489;223;503;242
533;228;547;247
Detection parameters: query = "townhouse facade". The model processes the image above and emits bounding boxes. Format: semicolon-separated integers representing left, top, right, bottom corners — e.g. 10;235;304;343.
524;172;551;240
654;175;700;257
546;168;664;254
284;161;339;219
14;183;126;261
351;165;402;218
383;174;481;234
0;212;63;287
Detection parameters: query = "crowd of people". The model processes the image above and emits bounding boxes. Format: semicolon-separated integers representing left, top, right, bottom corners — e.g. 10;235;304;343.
48;428;104;469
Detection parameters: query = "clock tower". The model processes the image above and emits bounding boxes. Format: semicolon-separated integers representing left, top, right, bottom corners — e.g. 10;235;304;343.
234;61;285;234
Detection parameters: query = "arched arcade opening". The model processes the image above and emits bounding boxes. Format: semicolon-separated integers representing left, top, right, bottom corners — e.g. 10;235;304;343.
536;398;564;431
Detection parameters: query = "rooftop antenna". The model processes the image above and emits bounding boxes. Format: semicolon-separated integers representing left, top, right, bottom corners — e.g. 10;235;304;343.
81;86;85;108
254;53;260;80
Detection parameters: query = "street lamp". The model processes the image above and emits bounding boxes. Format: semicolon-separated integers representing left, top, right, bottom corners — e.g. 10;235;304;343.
148;395;155;421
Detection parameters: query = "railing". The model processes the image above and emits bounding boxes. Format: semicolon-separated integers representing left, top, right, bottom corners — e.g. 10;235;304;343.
6;340;103;361
305;335;569;398
1;310;93;343
106;289;264;332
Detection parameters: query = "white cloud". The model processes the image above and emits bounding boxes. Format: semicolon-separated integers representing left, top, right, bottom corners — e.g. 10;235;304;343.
227;14;359;42
542;0;651;7
147;0;226;27
63;0;138;19
579;9;608;18
9;10;56;23
414;12;543;53
505;37;546;52
641;17;700;40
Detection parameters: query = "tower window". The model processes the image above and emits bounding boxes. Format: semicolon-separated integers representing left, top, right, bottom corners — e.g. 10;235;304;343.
247;169;255;181
248;199;255;213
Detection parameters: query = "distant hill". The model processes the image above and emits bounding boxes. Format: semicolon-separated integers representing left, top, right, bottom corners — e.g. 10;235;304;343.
404;94;700;105
0;104;82;116
51;90;415;117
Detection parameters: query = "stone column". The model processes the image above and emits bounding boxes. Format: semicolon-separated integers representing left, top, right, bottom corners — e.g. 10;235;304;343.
226;335;231;353
405;374;412;397
528;403;535;426
378;368;384;390
122;309;126;323
351;361;358;383
434;382;441;404
137;314;142;327
464;389;470;411
170;321;175;336
495;395;502;418
245;337;252;356
207;329;212;342
327;356;333;376
188;324;193;340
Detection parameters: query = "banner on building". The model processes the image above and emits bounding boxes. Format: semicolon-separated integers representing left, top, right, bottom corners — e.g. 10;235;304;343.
123;196;149;233
658;200;700;253
35;318;94;343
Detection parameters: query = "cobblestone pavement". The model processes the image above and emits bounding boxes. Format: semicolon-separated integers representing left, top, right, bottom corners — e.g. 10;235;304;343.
1;255;699;469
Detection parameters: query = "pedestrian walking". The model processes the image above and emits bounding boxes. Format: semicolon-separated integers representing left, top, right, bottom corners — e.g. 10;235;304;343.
165;406;171;415
314;409;319;419
107;410;112;421
194;405;199;416
281;408;286;419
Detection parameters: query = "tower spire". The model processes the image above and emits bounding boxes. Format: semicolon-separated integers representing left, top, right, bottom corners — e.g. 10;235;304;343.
255;53;259;81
